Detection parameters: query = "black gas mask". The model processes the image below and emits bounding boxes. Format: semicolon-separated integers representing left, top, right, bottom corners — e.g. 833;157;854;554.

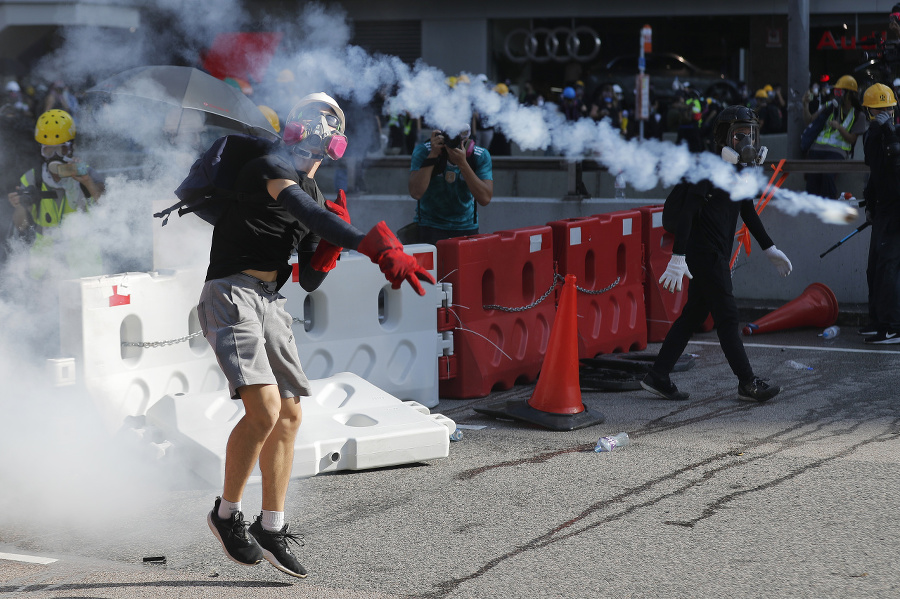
720;123;767;167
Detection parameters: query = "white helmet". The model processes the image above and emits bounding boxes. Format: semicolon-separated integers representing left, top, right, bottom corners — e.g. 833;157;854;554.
282;92;347;160
285;92;345;135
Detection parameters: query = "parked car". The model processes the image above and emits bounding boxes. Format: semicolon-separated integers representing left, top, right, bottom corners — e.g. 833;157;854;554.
593;52;740;108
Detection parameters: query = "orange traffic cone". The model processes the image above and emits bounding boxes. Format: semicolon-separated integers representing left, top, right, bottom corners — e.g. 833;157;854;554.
742;283;839;336
474;274;605;431
528;274;584;415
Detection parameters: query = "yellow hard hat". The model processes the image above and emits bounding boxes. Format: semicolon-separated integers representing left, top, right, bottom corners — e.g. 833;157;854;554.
457;74;470;85
277;69;295;83
494;83;509;95
754;88;768;99
446;76;458;88
35;109;75;144
834;75;858;92
863;83;897;108
258;105;280;133
763;84;773;93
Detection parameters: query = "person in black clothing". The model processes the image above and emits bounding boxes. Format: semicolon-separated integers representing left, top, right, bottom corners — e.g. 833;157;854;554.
641;106;792;402
859;83;900;343
201;92;434;578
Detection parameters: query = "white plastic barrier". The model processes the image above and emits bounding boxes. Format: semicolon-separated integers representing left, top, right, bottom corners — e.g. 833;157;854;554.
57;246;443;432
58;269;223;430
282;245;443;408
145;372;455;487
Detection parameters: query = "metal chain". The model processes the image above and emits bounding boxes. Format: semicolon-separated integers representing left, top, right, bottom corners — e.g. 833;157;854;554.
483;273;621;312
575;276;621;295
122;331;203;348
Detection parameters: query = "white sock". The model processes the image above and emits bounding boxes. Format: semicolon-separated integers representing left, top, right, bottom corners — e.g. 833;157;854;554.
218;497;241;520
261;509;285;532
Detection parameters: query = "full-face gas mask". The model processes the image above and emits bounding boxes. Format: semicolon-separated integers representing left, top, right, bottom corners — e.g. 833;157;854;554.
714;105;767;168
282;93;348;161
720;123;767;167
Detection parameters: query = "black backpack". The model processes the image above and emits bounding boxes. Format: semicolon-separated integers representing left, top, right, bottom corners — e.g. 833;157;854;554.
155;134;277;226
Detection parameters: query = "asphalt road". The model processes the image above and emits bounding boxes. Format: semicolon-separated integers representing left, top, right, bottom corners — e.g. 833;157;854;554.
2;327;899;598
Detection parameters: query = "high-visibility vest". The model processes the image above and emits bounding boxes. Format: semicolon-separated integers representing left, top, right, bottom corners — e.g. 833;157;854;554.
20;169;80;231
19;167;101;278
687;97;703;127
815;108;856;152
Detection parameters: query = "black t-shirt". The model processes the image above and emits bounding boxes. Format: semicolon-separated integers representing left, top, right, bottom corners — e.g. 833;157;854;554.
672;179;774;257
206;151;325;286
864;121;900;210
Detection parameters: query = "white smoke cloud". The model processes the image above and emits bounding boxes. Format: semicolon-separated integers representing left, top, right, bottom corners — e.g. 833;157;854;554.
0;0;857;536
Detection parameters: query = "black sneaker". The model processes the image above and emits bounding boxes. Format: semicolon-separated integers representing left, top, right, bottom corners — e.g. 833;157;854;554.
249;517;307;578
858;324;879;336
864;330;900;344
640;372;689;401
738;377;781;402
207;497;263;566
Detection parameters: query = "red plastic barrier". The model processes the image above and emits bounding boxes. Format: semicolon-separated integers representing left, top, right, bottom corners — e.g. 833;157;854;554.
436;226;557;399
548;210;647;358
638;205;712;341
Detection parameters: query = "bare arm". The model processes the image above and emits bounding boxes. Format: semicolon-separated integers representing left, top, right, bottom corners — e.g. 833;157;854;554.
446;146;493;206
408;130;444;199
7;191;30;230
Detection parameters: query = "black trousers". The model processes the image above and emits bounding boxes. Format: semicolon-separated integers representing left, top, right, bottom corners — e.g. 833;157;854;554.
805;147;844;200
867;205;900;330
651;250;754;384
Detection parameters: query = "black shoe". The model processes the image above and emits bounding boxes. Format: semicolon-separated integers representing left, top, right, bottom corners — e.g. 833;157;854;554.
249;517;307;578
207;497;263;566
864;330;900;344
738;377;781;402
858;324;879;336
640;372;689;401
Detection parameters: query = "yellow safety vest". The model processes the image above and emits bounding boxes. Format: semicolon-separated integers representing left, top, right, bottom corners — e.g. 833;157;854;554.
19;167;102;278
687;97;703;127
814;108;855;152
20;170;80;231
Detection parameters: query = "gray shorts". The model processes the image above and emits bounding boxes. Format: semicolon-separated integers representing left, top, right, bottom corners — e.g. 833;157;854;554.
198;272;312;400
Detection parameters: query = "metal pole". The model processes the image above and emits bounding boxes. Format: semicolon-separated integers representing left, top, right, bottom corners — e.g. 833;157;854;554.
787;0;810;160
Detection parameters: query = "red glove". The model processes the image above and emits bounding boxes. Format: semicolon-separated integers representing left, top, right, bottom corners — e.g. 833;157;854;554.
357;221;436;296
310;190;350;272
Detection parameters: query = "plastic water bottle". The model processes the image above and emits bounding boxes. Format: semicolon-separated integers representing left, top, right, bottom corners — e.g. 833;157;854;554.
786;360;813;371
820;326;840;339
614;173;626;199
594;432;630;452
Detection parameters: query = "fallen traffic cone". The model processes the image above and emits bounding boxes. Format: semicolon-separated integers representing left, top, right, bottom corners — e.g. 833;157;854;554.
474;274;605;431
742;282;839;336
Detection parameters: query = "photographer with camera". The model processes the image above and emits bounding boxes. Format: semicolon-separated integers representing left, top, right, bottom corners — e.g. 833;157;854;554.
407;124;493;244
859;83;900;344
7;109;104;254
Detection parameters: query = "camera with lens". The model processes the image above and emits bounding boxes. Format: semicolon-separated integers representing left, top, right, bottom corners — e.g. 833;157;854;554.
439;131;464;151
859;36;900;84
16;185;40;209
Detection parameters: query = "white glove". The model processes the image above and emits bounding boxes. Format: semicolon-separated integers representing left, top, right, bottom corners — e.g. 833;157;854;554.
765;245;792;277
874;111;892;126
830;98;839;109
659;254;692;293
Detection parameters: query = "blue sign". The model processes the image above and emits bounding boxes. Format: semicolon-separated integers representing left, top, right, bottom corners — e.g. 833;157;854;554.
638;56;646;70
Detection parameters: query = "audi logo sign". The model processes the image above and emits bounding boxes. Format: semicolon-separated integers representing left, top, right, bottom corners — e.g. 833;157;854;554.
504;27;601;63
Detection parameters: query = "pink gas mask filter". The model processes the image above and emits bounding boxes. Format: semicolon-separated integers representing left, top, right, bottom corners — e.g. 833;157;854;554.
283;113;347;160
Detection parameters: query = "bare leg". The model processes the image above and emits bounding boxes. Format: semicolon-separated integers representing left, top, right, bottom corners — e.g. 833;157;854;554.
259;396;302;512
222;384;282;502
